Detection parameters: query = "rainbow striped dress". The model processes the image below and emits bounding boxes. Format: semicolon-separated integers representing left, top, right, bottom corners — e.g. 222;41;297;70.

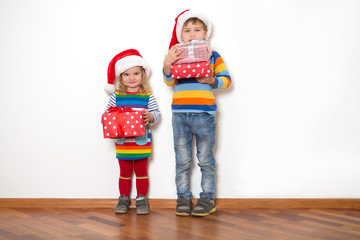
114;91;152;160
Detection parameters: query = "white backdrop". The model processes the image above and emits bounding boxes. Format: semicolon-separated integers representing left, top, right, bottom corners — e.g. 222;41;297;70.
1;0;359;199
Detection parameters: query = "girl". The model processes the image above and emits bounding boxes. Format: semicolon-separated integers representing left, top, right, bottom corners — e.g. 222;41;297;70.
104;49;161;214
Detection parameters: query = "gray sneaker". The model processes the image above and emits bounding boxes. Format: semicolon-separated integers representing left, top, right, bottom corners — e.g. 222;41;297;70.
191;197;216;217
115;194;131;214
175;196;191;216
136;194;149;215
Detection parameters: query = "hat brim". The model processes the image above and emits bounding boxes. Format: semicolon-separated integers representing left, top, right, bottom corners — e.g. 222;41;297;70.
176;11;212;44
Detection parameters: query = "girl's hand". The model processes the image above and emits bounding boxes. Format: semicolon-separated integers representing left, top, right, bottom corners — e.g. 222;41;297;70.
163;46;184;76
142;110;154;125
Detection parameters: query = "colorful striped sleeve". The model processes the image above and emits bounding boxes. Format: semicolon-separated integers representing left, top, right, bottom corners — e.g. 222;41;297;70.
211;51;231;89
163;69;177;86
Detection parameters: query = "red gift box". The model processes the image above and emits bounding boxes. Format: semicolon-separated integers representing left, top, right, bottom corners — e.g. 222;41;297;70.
102;107;125;139
102;107;146;139
123;111;146;137
171;61;211;79
174;40;211;64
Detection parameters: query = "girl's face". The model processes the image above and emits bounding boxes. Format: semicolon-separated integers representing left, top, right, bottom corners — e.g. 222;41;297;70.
181;22;207;43
121;66;142;92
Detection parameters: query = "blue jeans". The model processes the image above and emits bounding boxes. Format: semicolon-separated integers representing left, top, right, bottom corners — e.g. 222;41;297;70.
172;112;216;200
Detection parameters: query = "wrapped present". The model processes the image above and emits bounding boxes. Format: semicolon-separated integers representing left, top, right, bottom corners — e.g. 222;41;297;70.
171;61;211;79
102;107;146;139
174;40;211;64
102;107;125;139
123;110;146;137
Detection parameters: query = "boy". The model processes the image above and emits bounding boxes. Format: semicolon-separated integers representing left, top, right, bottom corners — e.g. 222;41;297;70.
163;10;231;217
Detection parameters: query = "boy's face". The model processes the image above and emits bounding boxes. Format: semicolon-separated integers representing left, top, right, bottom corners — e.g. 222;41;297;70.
181;21;207;43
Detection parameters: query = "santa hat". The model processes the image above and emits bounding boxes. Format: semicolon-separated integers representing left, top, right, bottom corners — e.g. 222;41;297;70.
169;9;212;49
105;49;150;94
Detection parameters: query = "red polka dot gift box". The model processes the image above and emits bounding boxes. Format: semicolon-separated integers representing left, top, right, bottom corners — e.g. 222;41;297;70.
171;61;211;79
122;111;146;137
102;107;145;139
102;107;124;139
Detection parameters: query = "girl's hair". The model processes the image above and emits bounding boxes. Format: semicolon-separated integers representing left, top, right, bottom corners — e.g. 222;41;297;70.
183;17;208;32
117;67;151;95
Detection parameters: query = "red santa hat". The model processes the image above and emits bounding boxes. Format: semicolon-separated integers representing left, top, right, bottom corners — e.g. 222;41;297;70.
105;49;150;94
168;9;212;49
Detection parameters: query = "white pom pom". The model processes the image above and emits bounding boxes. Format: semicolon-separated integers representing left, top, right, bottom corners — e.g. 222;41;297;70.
104;84;115;95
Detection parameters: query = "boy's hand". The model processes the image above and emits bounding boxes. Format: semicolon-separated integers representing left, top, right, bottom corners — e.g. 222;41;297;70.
196;76;215;86
196;69;215;86
163;46;184;76
142;110;154;125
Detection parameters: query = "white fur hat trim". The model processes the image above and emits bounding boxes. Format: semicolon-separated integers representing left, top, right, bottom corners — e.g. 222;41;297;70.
176;11;212;44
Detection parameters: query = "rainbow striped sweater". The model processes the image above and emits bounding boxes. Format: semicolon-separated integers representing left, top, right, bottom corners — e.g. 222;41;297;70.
106;91;160;160
163;50;231;114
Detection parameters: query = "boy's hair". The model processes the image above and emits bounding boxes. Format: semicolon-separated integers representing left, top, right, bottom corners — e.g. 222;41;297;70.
118;67;151;95
183;17;208;32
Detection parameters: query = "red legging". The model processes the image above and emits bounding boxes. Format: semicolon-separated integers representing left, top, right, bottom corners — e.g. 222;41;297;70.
118;158;149;197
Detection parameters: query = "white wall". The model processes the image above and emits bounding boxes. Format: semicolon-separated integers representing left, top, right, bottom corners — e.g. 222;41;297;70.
1;0;359;199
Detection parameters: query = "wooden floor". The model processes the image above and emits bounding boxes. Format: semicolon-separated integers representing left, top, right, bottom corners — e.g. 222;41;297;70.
0;207;360;240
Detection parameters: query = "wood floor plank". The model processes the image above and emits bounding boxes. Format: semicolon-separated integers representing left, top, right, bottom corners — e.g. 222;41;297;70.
310;209;360;225
1;207;360;240
1;198;360;209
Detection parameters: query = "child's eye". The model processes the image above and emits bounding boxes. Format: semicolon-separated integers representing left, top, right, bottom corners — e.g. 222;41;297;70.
135;72;140;75
123;73;129;76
